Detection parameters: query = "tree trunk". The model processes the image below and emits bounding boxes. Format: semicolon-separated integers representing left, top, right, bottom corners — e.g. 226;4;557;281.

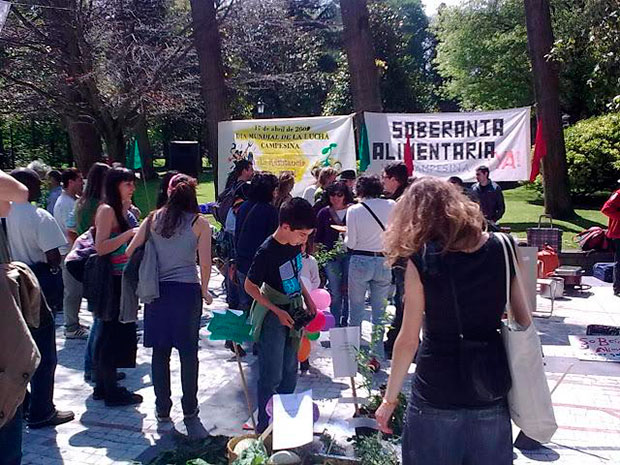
340;0;383;113
189;0;230;193
134;113;157;180
524;0;573;219
66;119;102;175
101;121;125;163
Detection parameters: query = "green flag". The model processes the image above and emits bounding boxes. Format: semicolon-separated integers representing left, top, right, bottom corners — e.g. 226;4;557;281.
359;123;370;172
127;139;142;170
207;310;252;344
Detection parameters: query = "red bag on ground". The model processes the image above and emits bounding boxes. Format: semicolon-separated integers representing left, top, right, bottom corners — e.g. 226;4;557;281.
537;246;560;278
574;227;611;252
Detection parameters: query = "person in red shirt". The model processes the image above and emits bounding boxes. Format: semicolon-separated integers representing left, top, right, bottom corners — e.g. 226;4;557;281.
601;180;620;296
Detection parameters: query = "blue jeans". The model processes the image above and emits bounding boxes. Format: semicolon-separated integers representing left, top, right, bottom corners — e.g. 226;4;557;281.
324;255;349;325
0;405;22;465
256;311;298;433
347;255;392;359
152;346;199;416
402;397;513;465
84;317;102;376
27;320;57;424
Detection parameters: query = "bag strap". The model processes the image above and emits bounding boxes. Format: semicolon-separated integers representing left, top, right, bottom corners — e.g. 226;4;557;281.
238;203;259;240
497;233;533;327
360;202;385;231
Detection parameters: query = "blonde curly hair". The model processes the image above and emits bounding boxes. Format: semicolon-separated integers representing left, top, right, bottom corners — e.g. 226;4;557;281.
384;177;486;266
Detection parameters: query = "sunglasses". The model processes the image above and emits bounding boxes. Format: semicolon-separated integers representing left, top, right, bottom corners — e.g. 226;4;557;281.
329;192;345;197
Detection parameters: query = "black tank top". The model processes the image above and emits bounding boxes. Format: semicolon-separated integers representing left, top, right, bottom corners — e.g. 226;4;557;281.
410;233;514;408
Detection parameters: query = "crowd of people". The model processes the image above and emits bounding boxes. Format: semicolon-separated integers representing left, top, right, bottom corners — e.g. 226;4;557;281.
2;153;617;465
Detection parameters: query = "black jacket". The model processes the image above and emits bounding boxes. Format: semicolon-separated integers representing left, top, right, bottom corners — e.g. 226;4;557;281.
471;181;505;223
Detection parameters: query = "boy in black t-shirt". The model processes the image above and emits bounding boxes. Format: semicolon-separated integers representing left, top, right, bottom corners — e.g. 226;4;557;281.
244;198;317;433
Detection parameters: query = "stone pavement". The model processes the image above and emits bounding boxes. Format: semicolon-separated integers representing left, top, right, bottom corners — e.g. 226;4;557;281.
20;269;620;464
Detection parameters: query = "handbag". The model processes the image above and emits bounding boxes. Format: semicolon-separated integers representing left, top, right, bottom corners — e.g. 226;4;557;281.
497;232;558;443
448;261;512;404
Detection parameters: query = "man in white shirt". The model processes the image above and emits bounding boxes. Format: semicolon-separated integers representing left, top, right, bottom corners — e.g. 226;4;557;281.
6;168;74;430
53;168;87;339
344;175;395;369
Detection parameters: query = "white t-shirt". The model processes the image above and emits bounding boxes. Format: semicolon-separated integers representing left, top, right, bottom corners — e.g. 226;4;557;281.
302;185;318;205
53;192;76;255
344;198;395;253
6;202;68;265
301;255;320;291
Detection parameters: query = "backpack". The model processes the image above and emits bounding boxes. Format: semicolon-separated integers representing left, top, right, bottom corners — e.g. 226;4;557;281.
574;227;611;252
213;186;236;226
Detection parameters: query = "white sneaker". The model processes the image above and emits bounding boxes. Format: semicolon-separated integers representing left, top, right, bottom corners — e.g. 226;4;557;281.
65;327;89;339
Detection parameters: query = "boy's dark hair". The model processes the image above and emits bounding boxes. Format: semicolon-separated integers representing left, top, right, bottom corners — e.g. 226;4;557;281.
48;170;62;183
248;172;278;203
61;168;80;188
476;165;490;176
279;197;317;230
356;175;384;199
383;162;408;187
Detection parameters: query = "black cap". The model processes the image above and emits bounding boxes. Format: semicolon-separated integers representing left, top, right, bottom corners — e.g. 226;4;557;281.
338;169;356;181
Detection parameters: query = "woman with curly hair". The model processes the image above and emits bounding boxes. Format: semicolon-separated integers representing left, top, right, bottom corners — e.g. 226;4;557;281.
374;177;531;465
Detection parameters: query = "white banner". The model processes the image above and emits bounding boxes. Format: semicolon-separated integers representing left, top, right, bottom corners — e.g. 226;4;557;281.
0;1;11;33
364;107;531;181
218;115;356;195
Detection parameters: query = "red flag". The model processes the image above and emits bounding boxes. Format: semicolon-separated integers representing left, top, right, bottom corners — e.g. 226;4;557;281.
530;119;547;182
404;134;413;176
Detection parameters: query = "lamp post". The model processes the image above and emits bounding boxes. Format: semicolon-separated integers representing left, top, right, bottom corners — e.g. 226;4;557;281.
256;99;265;118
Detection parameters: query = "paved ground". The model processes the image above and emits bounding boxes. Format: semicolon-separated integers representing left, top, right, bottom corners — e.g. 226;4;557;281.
20;269;620;465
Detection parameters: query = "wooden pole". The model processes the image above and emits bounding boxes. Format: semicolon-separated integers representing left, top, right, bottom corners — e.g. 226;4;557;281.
349;377;360;416
234;343;256;431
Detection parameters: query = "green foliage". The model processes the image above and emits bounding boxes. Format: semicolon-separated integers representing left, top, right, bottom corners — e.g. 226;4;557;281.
231;439;269;465
432;0;532;110
323;0;438;114
314;240;347;269
564;113;620;195
367;391;408;437
432;0;620;117
144;435;229;465
221;0;336;118
353;433;400;465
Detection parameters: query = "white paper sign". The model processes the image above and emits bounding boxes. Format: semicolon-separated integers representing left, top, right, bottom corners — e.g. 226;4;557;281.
569;335;620;362
364;107;531;181
0;1;11;33
272;390;313;450
330;327;360;378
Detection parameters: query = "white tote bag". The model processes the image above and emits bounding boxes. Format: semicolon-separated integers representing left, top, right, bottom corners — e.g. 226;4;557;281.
497;233;558;443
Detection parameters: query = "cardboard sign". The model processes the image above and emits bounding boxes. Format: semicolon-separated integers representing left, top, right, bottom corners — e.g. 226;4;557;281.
207;309;252;343
569;335;620;362
329;327;360;378
272;390;314;450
